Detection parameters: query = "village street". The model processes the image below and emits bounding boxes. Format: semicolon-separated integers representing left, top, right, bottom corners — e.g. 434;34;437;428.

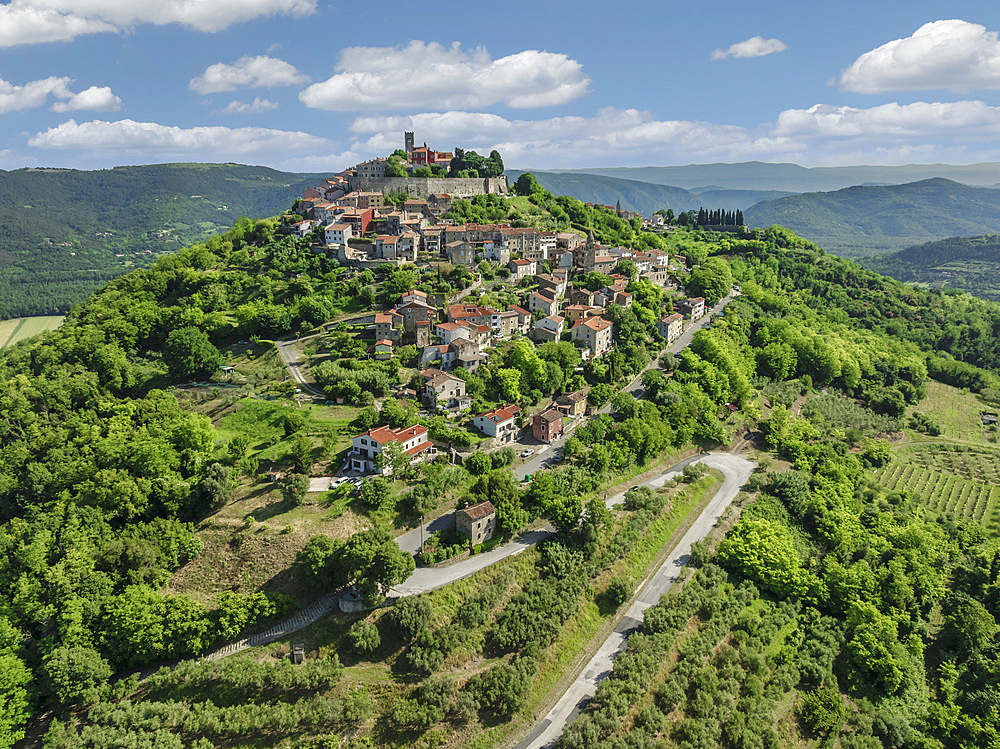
516;289;737;481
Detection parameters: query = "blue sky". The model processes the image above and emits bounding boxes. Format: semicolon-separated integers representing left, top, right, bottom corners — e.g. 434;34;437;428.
2;0;1000;172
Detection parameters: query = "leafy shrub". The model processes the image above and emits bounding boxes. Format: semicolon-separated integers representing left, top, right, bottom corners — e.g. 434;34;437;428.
347;621;381;656
388;597;431;643
606;577;630;609
468;662;529;716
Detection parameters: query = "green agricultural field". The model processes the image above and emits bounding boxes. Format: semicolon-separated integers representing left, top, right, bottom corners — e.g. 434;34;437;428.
908;379;997;445
894;443;1000;484
0;315;63;349
875;462;1000;531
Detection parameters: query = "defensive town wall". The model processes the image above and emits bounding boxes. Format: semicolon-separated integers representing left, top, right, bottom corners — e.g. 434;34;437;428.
347;175;509;198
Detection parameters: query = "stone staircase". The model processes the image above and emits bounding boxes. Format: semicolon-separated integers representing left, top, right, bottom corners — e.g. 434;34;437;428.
201;592;340;662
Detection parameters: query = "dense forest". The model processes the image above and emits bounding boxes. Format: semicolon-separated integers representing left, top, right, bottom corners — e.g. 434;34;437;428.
864;233;1000;302
744;178;1000;257
0;163;326;318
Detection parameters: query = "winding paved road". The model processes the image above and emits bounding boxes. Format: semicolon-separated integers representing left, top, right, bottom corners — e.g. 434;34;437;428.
515;452;755;749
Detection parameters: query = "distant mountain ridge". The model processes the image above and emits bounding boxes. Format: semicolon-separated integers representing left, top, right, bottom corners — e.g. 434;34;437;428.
863;234;1000;301
743;178;1000;257
506;169;790;214
538;161;1000;192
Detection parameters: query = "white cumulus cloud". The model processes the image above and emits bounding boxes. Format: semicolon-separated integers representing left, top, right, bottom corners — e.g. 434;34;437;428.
0;5;115;46
29;118;332;158
347;108;795;167
299;40;590;111
0;74;119;114
710;36;787;60
0;0;315;46
190;55;307;94
774;100;1000;140
840;19;1000;93
221;97;279;114
0;74;72;113
50;85;121;112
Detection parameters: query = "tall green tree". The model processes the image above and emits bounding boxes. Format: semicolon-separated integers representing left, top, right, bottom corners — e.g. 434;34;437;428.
163;326;222;380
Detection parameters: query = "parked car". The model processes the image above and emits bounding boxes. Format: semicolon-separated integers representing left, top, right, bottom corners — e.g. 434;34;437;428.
520;448;535;458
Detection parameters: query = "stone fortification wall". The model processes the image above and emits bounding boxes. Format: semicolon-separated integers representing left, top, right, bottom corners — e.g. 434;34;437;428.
348;175;509;198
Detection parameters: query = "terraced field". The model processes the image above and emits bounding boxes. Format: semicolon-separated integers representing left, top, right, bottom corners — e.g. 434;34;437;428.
876;462;1000;531
895;443;1000;484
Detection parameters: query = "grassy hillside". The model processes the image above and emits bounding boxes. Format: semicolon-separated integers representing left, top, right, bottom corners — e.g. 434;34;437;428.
0;162;326;318
744;178;1000;257
863;234;1000;300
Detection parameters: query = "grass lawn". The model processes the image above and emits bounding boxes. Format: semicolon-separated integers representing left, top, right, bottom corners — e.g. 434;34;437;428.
909;379;997;446
0;315;64;349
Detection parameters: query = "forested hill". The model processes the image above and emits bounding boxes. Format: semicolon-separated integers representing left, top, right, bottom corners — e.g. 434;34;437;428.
744;178;1000;257
507;169;788;213
0;163;326;319
862;234;1000;302
10;207;1000;745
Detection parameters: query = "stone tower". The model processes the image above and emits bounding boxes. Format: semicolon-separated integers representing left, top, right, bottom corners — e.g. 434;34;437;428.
404;131;414;156
574;228;597;270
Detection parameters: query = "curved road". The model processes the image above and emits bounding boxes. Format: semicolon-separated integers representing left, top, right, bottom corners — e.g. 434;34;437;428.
275;339;326;397
515;452;755;749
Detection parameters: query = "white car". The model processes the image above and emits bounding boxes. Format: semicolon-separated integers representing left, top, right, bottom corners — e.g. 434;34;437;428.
520;448;535;458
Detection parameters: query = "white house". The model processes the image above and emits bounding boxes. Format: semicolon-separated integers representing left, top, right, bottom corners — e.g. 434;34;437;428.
350;424;430;474
325;222;353;245
435;321;472;345
473;404;522;442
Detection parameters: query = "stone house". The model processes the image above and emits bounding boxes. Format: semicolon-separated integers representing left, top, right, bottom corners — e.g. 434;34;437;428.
677;297;706;321
398;301;437;334
422;371;470;412
324;222;352;245
532;314;565;343
555;390;587;418
563;304;599;324
571;316;613;359
657;313;683;344
509;258;537;281
507;305;532;334
373;310;403;342
528;290;560;317
456;501;496;544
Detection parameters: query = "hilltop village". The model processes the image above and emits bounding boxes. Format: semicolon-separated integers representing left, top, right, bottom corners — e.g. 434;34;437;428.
282;135;722;537
12;134;1000;749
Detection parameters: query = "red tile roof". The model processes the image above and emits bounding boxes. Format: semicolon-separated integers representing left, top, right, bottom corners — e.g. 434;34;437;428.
573;316;612;331
478;404;521;423
358;424;428;445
